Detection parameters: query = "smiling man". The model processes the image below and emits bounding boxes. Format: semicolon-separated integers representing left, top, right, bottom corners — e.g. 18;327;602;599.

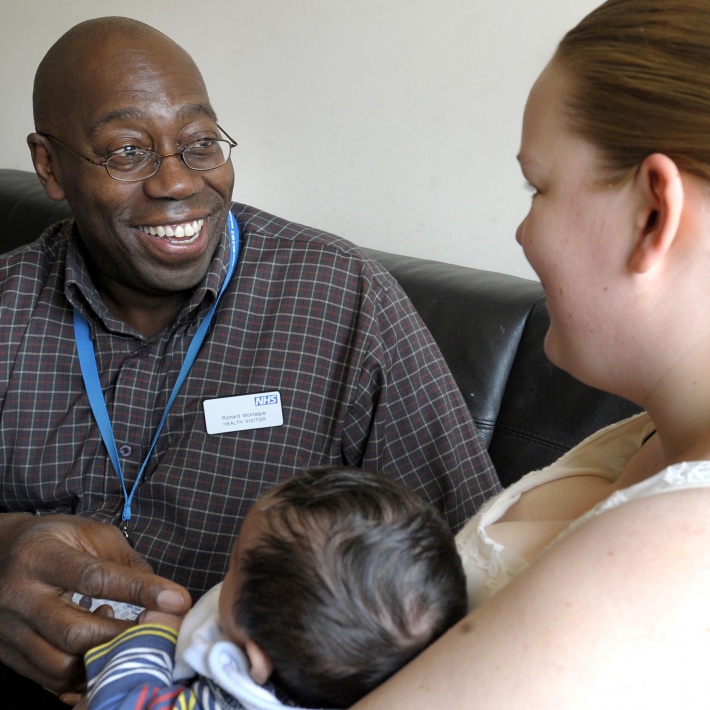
0;16;498;706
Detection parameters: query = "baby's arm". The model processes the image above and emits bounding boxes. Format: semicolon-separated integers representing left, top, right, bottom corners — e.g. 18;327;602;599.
84;620;201;710
138;609;184;632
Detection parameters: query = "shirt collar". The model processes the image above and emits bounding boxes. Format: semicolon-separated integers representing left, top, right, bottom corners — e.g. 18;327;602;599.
64;220;231;340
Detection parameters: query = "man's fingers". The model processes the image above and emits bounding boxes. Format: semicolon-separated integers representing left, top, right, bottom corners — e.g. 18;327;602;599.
0;630;84;694
21;515;154;575
69;556;191;613
31;543;190;615
0;514;189;690
92;604;115;619
23;597;133;656
71;522;154;575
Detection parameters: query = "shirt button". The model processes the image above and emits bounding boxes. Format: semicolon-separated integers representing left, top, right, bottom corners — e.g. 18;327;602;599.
119;445;132;457
137;347;149;358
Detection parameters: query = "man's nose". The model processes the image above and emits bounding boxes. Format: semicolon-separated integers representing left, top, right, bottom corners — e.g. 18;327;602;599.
142;153;203;200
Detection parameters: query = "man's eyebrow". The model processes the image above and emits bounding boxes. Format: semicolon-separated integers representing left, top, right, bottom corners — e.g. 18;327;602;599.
88;104;218;138
176;103;218;123
89;108;151;138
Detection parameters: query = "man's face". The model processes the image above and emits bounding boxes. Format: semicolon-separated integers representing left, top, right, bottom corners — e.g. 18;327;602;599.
47;34;234;299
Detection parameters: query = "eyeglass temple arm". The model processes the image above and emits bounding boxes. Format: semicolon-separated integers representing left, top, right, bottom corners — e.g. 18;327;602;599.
40;133;109;167
216;124;238;148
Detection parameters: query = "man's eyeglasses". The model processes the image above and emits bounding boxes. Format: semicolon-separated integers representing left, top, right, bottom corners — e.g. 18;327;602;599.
39;125;237;182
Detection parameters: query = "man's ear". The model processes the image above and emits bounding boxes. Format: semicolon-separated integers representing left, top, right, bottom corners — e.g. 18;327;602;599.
629;153;683;274
27;133;67;202
245;638;274;685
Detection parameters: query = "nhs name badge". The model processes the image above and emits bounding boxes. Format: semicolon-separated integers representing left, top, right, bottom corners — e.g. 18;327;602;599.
203;391;284;435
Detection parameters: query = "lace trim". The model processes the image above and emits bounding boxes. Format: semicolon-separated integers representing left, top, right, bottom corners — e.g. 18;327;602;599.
456;518;527;599
545;460;710;554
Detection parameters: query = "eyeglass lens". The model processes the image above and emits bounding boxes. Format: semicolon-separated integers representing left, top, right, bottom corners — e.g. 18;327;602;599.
106;140;233;180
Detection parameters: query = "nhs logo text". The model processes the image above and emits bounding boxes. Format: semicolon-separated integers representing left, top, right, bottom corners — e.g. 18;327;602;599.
254;394;279;406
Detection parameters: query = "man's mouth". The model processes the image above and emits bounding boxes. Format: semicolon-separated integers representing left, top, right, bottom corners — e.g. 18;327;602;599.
137;219;205;244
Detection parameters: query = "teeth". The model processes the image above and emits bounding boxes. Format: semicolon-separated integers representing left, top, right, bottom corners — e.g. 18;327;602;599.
138;219;204;242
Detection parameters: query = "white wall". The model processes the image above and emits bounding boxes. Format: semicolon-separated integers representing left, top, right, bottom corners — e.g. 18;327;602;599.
0;0;600;279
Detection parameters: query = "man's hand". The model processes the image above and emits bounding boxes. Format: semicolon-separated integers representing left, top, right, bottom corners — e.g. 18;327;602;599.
0;513;191;693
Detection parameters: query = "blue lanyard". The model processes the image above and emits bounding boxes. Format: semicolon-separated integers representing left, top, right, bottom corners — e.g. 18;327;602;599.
73;212;240;538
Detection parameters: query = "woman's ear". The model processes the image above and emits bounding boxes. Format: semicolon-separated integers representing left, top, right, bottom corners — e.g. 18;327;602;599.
245;638;274;685
629;153;683;274
27;133;67;202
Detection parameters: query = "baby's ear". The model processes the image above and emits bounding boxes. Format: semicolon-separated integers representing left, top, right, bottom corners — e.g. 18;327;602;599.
245;638;274;685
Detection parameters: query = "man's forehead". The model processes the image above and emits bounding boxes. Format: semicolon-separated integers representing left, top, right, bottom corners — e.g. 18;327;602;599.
87;103;217;138
35;19;210;134
77;37;204;93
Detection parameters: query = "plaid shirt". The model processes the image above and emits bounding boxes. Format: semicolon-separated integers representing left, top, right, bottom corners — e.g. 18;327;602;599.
0;202;499;598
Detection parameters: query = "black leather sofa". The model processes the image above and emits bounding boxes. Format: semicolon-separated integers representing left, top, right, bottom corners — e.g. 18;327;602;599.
0;168;642;488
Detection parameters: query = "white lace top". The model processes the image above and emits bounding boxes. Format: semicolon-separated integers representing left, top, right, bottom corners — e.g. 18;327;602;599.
455;413;710;609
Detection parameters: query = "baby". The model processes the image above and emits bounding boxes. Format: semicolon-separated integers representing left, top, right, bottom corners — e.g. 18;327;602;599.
84;467;468;710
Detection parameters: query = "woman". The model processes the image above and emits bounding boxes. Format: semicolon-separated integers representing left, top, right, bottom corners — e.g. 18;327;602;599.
351;0;710;707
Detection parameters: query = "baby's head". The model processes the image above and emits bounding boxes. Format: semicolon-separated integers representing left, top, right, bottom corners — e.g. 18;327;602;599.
218;466;467;709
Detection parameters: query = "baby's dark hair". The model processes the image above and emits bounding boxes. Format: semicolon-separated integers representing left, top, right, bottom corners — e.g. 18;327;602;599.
234;466;467;709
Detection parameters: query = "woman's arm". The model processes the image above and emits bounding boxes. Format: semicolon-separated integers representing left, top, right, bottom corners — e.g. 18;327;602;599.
353;488;710;710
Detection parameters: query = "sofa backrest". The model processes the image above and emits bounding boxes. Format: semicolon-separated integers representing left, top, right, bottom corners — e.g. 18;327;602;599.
362;248;641;486
0;168;641;487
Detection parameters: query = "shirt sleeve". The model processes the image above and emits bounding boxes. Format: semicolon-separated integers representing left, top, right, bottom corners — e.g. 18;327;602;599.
85;624;205;710
341;275;501;532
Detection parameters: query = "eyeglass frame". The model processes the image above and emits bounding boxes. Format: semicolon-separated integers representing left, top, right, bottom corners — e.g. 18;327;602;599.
38;124;238;182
